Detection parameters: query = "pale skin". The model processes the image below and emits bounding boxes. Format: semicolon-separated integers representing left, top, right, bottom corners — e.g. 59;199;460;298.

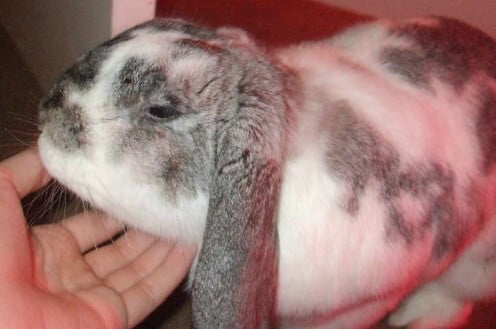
0;148;197;329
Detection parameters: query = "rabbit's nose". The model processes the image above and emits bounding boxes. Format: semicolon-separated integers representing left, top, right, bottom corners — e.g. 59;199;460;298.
39;87;65;129
39;101;88;152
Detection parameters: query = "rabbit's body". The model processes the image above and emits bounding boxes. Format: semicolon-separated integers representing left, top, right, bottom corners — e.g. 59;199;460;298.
276;19;496;327
38;17;496;328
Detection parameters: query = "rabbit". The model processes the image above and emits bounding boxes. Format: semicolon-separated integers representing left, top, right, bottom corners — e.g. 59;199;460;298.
37;16;496;329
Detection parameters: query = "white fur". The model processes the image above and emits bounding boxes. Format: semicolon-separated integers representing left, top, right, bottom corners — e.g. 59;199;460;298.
38;135;208;243
275;52;436;319
274;23;491;326
39;29;217;243
38;19;496;328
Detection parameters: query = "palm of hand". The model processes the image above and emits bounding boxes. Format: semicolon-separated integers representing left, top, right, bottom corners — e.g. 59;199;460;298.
0;149;196;329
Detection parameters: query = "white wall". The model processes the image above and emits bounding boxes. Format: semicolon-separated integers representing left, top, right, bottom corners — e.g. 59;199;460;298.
319;0;496;38
0;0;156;91
112;0;156;36
0;0;112;90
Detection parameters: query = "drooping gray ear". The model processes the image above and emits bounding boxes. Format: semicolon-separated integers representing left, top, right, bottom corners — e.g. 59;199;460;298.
191;54;290;328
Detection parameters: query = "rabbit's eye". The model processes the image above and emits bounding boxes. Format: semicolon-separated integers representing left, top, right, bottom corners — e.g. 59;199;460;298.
147;105;180;120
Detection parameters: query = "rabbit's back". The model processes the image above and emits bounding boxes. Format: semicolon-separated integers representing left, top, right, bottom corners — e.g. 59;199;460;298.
275;17;496;327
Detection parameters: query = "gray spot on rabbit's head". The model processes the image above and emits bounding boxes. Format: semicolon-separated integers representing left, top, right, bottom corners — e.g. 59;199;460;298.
382;17;496;89
62;31;136;89
113;57;168;108
119;118;214;199
324;100;462;257
65;48;113;88
40;85;66;110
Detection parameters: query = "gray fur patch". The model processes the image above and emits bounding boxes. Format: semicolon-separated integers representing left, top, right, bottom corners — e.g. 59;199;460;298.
116;119;211;200
382;17;496;89
41;104;87;152
324;100;399;198
477;89;496;172
324;101;461;257
380;47;430;87
56;30;134;90
66;35;134;88
113;57;167;108
65;50;106;88
115;91;212;202
40;85;66;111
172;38;225;60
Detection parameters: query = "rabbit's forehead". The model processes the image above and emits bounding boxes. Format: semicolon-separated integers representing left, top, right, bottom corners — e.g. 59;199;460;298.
98;31;198;82
62;28;211;91
60;30;220;109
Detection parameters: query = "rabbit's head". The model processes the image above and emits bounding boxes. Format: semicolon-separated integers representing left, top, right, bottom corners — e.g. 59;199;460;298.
37;19;290;244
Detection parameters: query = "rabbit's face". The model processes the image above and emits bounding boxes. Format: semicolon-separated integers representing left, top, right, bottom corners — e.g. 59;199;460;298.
38;20;242;242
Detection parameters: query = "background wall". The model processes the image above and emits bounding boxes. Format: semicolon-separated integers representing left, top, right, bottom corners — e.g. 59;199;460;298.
319;0;496;38
0;0;156;91
0;0;112;90
112;0;156;36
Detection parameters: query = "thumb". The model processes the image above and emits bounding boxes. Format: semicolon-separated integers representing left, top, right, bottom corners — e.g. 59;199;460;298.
0;148;50;281
0;173;33;280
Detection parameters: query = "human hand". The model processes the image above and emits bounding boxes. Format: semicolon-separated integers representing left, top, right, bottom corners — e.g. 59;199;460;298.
0;148;197;329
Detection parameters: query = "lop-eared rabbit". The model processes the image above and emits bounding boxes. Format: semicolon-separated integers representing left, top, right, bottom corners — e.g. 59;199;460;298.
38;17;496;328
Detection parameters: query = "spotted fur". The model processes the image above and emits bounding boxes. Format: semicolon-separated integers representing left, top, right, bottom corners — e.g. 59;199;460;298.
385;17;496;89
38;17;496;329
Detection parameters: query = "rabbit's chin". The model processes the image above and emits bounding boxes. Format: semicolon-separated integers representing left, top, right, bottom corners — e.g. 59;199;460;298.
37;133;209;245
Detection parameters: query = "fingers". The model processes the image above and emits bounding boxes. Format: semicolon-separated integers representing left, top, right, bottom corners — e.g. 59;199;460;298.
0;148;48;237
103;239;174;293
84;229;156;278
84;228;197;328
0;147;51;198
60;212;125;253
121;243;197;327
0;149;49;278
0;176;32;278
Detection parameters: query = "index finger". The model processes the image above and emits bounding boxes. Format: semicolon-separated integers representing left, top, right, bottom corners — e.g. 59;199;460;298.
0;147;51;198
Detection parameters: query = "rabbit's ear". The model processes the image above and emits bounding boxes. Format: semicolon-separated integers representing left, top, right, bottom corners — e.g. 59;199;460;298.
191;61;289;328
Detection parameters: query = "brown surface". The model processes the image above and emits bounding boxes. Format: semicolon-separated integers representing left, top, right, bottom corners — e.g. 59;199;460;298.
0;24;42;160
153;0;496;328
0;24;82;225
